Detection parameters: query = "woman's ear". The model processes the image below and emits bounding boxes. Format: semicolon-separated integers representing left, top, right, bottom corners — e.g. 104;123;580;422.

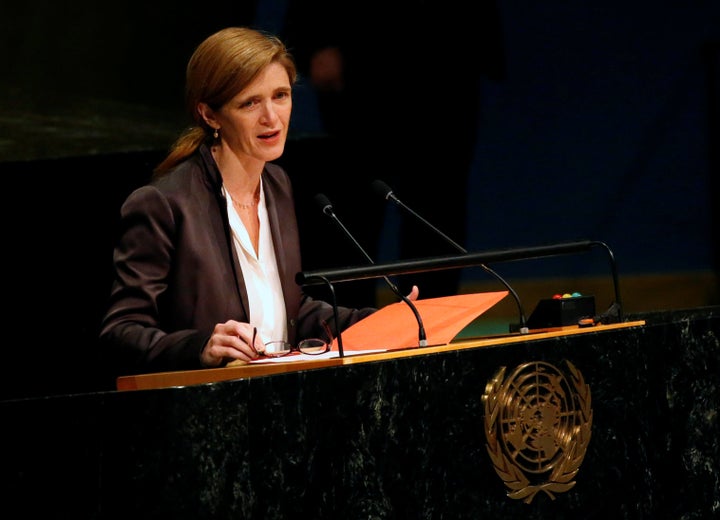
197;102;218;130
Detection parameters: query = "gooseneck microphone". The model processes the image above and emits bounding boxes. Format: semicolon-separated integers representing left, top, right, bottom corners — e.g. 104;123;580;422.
371;179;529;334
314;193;428;347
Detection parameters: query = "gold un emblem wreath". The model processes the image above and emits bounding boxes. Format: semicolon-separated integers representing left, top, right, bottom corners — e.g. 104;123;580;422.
482;360;592;504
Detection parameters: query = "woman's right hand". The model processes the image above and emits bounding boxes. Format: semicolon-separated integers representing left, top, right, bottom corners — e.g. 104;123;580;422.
200;320;262;367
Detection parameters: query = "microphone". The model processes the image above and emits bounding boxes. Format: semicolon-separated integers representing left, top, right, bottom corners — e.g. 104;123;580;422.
314;193;428;347
371;179;529;334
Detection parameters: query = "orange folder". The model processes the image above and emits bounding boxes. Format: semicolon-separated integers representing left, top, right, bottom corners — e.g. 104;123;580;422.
334;291;508;352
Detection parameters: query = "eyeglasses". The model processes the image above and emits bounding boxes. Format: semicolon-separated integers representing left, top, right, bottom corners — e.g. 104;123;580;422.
250;321;334;358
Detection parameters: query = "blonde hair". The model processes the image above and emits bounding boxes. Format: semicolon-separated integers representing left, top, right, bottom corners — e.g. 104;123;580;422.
154;27;297;175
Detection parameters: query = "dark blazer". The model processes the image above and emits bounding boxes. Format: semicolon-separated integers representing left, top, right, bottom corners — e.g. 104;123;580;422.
99;144;373;375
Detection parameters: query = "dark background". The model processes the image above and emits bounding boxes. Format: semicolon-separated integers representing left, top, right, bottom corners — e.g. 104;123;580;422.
0;1;718;400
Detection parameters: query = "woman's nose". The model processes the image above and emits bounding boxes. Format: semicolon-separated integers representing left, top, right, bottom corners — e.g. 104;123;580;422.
259;101;279;124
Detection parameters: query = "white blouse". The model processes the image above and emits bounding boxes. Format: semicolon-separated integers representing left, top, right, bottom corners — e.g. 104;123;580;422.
225;182;288;345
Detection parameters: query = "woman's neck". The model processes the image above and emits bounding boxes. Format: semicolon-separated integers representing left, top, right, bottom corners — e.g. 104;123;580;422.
211;144;263;197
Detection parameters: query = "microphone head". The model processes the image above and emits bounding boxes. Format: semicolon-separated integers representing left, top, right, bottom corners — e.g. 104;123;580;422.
371;179;394;200
314;193;334;215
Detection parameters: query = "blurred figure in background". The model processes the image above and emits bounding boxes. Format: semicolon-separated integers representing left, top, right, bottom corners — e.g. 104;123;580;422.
281;0;505;305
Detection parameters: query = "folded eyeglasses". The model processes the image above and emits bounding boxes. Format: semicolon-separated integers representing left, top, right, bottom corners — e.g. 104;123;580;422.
250;320;334;358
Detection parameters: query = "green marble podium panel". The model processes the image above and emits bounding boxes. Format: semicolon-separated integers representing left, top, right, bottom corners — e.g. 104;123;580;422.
2;307;718;519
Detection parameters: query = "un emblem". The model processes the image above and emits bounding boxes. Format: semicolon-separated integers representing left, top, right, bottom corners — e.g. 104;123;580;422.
482;360;593;503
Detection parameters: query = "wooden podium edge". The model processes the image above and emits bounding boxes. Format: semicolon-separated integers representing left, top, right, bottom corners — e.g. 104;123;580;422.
116;320;645;392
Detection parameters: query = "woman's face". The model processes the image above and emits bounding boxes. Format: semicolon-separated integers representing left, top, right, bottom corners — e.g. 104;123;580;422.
214;62;293;163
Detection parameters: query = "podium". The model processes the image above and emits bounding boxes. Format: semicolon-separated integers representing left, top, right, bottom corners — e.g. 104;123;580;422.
1;306;719;519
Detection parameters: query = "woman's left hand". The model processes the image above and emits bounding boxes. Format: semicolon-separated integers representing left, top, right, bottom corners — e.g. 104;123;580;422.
407;285;419;301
